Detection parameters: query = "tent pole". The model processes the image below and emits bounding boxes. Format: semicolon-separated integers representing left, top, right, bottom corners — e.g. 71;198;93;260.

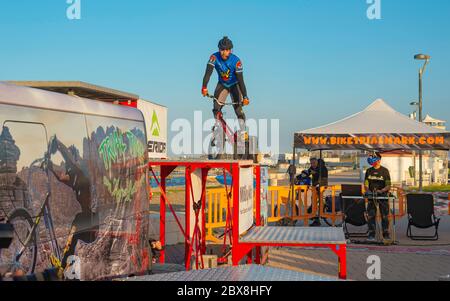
419;68;423;191
291;145;296;210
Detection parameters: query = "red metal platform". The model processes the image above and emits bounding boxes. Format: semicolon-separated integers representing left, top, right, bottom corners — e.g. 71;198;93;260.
149;159;346;279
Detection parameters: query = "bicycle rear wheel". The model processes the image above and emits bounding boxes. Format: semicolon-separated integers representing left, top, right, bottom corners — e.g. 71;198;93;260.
0;208;38;275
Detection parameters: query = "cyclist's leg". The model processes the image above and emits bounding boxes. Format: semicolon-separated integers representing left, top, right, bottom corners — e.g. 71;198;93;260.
229;84;246;131
212;84;228;156
213;83;228;118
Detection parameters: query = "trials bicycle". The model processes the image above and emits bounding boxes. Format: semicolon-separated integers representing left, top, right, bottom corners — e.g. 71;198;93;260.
204;94;252;161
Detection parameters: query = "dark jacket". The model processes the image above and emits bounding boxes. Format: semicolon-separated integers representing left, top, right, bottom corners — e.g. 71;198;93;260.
309;159;328;187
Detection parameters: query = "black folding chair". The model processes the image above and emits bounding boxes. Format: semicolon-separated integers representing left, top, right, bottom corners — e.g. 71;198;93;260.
406;193;440;241
341;184;368;238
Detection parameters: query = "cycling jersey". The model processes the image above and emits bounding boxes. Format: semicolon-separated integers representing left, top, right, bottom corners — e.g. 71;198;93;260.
208;52;243;88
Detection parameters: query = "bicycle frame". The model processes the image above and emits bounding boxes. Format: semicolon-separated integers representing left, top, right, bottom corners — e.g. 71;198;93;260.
15;192;51;262
11;154;65;272
214;112;238;146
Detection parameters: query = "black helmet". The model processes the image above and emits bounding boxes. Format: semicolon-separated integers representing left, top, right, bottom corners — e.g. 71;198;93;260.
218;36;233;50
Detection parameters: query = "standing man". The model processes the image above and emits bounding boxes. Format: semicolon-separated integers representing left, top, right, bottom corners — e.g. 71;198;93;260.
202;36;250;132
308;158;329;227
364;153;392;241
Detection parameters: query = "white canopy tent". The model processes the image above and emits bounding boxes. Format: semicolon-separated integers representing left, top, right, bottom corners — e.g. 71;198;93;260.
294;99;450;151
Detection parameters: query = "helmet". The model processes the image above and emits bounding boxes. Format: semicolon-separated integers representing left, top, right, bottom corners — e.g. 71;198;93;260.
367;153;381;166
218;36;233;50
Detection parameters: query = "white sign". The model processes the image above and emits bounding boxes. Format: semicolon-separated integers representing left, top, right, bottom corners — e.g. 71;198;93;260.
137;99;168;159
239;167;254;235
190;169;204;239
260;166;269;225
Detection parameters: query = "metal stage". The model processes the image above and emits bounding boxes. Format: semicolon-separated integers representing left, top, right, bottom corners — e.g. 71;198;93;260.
122;265;338;281
238;227;347;279
240;227;346;244
149;159;347;280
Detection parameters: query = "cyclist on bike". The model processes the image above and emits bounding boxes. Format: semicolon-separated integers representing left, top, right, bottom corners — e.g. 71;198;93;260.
202;36;250;132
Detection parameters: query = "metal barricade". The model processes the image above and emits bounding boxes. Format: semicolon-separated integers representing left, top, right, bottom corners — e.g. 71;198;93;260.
205;184;408;242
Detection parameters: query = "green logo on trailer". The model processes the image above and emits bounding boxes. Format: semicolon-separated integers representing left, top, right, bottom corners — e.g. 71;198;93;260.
150;110;161;137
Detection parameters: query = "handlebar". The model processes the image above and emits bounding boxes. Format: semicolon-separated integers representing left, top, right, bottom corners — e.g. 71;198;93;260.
205;94;241;106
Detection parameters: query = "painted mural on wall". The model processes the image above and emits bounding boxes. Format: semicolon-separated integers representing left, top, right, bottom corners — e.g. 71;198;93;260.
0;104;150;281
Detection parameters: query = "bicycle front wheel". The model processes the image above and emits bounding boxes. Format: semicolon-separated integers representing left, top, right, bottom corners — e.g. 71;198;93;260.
0;208;38;275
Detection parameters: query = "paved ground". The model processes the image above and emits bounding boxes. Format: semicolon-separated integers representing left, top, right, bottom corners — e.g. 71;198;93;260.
164;217;450;281
268;246;450;281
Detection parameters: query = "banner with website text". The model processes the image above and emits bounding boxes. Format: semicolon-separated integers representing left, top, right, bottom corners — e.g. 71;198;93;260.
294;133;450;151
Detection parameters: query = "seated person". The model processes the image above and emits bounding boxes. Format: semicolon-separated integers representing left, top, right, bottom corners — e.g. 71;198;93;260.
149;239;164;264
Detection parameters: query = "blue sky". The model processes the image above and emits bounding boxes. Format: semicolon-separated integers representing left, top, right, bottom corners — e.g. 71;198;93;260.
1;0;450;154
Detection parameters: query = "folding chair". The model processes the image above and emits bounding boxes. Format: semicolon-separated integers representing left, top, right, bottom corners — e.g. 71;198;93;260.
406;193;440;241
341;184;368;238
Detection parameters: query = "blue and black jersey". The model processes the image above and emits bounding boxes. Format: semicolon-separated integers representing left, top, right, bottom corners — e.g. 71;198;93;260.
202;52;248;98
208;52;243;87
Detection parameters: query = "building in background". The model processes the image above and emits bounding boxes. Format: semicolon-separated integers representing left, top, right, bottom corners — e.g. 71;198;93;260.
423;115;446;130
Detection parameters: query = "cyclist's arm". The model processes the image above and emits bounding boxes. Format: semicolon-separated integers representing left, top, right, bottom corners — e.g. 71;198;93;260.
235;71;248;99
202;64;214;88
47;160;70;185
54;140;84;182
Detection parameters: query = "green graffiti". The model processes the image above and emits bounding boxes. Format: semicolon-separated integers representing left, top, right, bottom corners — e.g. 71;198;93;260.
126;131;145;163
98;130;127;171
99;128;147;204
103;175;145;204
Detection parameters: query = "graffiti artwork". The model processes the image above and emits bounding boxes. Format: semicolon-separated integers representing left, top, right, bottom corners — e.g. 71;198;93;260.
0;103;150;280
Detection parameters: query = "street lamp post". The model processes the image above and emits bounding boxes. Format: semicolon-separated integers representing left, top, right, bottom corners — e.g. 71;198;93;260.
410;101;419;187
414;54;431;191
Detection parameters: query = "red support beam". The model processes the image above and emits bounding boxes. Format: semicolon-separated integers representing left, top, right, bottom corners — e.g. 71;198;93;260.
185;167;192;270
201;168;209;254
254;165;262;264
232;164;241;266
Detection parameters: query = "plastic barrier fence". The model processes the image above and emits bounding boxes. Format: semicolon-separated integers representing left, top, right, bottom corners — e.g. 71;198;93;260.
205;185;407;242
